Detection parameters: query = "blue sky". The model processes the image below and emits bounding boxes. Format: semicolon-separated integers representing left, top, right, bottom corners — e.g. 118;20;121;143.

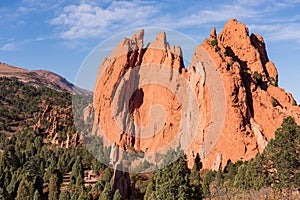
1;0;300;103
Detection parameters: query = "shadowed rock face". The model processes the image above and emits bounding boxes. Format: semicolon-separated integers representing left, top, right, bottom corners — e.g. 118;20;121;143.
93;19;300;169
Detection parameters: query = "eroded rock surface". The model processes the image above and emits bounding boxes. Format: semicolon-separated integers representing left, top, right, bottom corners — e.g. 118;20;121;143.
93;19;300;169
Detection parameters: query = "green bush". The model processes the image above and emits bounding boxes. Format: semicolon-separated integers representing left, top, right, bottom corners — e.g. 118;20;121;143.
271;97;279;107
210;39;221;52
268;77;278;87
215;46;221;52
202;170;216;195
253;71;262;82
211;39;218;46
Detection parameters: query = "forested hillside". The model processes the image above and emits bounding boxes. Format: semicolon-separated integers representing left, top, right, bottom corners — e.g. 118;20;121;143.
0;77;299;200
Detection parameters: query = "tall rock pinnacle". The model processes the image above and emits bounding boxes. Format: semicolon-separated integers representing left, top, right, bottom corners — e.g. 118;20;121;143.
92;20;300;170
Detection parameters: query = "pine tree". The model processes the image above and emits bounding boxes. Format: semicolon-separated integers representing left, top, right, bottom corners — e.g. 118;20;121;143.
16;179;31;200
6;172;19;198
144;180;154;200
263;117;300;189
0;187;7;200
113;189;122;200
48;173;60;200
33;190;41;200
70;192;78;200
99;183;112;200
189;163;202;199
44;158;56;182
202;170;216;196
233;164;250;189
149;148;194;199
3;168;11;190
78;191;89;200
190;163;201;186
59;190;71;200
172;150;191;200
70;156;84;186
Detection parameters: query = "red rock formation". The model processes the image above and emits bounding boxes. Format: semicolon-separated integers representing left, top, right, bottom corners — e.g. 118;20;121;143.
93;19;300;169
83;103;94;124
93;30;186;156
34;104;83;148
193;19;300;168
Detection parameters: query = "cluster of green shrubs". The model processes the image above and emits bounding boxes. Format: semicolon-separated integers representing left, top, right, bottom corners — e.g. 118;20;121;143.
253;72;279;87
199;116;300;199
253;71;263;83
271;97;280;107
211;39;221;52
268;77;278;87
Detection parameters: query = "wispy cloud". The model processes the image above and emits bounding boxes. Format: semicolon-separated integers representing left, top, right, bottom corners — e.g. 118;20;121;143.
0;0;68;24
176;0;271;27
0;37;47;52
250;23;300;43
50;1;159;40
170;0;300;44
0;43;18;51
45;0;300;46
20;0;68;10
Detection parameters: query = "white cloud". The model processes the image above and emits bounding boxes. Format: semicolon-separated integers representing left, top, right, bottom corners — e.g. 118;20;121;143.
250;23;300;43
49;0;300;45
176;1;268;27
171;0;300;45
50;1;158;40
17;6;36;13
0;43;17;51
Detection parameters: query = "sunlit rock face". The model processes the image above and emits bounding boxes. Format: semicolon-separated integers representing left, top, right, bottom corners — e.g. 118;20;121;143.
93;19;300;169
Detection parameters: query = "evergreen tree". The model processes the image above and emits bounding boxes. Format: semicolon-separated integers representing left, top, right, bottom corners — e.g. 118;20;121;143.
7;172;19;199
44;158;56;182
144;181;154;200
99;183;112;200
233;164;250;189
202;170;216;196
0;187;7;200
148;148;195;199
16;179;32;200
59;190;71;200
33;190;41;200
190;163;201;186
172;151;191;200
226;117;300;191
3;168;11;190
70;156;84;186
92;158;103;175
49;173;60;200
78;191;89;200
57;153;68;173
223;159;242;183
70;192;78;200
113;189;122;200
263;116;300;189
3;144;20;170
189;163;202;199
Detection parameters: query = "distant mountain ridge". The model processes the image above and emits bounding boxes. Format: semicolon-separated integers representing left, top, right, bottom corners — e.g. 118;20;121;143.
0;62;92;96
